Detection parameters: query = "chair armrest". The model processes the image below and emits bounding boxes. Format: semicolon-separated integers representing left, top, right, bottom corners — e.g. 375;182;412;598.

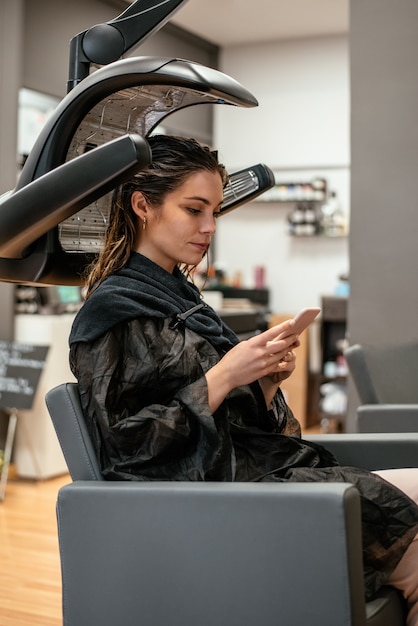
56;481;367;626
307;432;418;469
357;404;418;433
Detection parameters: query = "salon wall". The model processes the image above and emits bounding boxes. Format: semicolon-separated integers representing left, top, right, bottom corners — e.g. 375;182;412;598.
0;0;24;338
345;0;418;429
23;0;116;96
213;36;350;315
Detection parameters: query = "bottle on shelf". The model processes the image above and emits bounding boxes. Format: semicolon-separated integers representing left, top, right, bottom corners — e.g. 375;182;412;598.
287;201;321;236
320;190;347;237
312;177;327;201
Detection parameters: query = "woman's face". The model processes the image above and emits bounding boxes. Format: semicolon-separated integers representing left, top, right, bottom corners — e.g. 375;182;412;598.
133;169;224;273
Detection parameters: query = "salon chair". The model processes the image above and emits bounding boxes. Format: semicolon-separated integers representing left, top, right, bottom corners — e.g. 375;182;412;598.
345;342;418;432
45;382;415;626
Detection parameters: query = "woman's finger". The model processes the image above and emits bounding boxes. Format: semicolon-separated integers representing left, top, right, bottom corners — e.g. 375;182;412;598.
250;319;295;345
266;335;298;358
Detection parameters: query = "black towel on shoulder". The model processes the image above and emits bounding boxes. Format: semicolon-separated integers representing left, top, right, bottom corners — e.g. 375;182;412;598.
69;252;238;353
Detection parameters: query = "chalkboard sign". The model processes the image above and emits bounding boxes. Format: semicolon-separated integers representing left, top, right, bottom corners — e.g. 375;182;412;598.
0;341;49;410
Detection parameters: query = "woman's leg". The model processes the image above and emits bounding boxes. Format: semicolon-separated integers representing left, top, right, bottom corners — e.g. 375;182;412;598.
373;469;418;626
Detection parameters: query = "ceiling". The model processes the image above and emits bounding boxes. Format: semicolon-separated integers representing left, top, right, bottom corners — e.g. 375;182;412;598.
170;0;349;47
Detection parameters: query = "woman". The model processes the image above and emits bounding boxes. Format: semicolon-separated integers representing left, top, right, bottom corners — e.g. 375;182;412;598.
69;134;418;623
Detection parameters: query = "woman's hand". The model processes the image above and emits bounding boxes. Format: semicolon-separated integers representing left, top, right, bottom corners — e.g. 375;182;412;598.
264;347;297;383
258;347;298;407
205;318;299;412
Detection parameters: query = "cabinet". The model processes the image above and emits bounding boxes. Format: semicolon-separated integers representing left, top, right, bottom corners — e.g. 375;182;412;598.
321;296;348;368
269;313;312;431
308;296;348;431
204;287;270;339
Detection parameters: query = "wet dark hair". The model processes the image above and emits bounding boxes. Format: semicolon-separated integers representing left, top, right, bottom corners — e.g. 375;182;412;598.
84;135;228;297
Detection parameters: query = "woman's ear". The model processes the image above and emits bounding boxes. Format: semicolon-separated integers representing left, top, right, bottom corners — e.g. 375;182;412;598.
131;191;148;220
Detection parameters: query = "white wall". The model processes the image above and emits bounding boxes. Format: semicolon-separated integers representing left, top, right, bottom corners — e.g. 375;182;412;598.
213;35;350;314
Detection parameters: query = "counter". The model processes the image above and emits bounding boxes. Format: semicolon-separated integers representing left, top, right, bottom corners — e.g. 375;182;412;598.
13;314;76;479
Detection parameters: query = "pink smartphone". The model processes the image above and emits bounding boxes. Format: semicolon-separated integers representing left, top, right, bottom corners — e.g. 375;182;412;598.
278;307;321;339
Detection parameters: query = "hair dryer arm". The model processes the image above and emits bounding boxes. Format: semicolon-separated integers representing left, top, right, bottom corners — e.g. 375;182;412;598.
0;134;151;259
68;0;189;90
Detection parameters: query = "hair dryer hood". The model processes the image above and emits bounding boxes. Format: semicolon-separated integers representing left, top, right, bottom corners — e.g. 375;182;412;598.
17;56;258;190
0;57;258;285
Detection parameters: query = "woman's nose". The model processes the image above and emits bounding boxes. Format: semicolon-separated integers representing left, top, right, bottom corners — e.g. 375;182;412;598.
200;214;217;234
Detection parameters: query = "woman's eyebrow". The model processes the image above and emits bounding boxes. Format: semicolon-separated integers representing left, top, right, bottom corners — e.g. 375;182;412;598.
184;195;223;207
184;195;210;204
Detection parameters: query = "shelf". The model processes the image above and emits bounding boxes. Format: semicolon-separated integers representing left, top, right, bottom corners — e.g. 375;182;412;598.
320;375;347;384
257;178;327;203
287;198;348;237
288;232;348;239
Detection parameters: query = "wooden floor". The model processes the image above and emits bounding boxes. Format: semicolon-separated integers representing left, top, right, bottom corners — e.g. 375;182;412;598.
0;471;70;626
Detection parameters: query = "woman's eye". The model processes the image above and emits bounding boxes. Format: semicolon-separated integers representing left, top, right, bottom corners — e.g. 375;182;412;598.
187;207;201;215
213;211;221;219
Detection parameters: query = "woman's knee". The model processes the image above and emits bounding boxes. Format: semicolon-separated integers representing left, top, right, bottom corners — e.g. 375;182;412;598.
373;468;418;505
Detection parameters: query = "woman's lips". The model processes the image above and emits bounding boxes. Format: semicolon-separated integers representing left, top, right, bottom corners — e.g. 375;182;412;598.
190;242;208;251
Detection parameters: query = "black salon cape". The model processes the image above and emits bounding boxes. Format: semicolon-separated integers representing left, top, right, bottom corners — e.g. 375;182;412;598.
69;253;418;599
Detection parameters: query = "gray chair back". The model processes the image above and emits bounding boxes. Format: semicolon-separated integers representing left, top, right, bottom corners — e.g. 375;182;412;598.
345;342;418;404
46;382;103;481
